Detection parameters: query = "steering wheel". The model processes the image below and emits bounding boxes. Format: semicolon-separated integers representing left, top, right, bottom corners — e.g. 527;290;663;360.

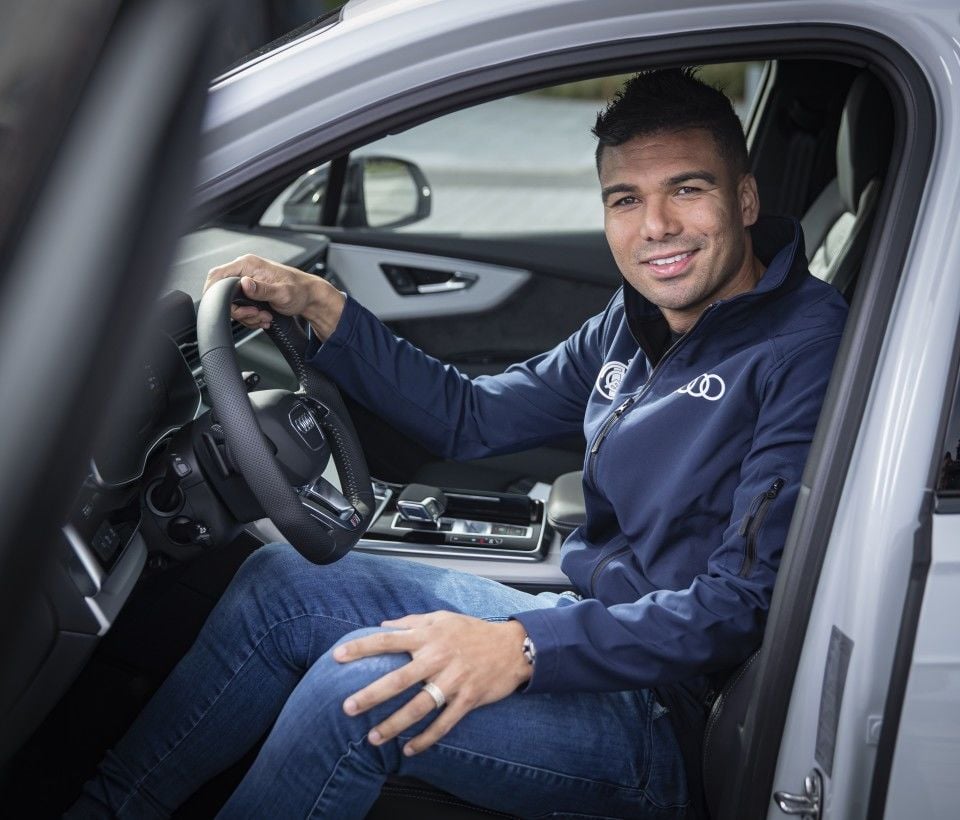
196;276;374;564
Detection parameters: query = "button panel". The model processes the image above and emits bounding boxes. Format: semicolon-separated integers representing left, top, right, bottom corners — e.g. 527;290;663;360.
492;524;526;536
92;521;122;564
449;534;503;546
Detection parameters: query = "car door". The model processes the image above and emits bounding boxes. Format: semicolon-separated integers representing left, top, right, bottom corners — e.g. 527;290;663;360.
0;0;225;761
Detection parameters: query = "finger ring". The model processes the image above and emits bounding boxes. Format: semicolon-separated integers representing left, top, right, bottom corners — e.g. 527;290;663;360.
422;681;446;710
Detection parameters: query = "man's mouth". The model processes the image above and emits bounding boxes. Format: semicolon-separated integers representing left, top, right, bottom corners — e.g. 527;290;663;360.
642;249;697;277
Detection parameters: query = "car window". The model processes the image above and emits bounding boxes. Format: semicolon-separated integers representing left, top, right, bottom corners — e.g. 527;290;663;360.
937;366;960;506
260;62;767;235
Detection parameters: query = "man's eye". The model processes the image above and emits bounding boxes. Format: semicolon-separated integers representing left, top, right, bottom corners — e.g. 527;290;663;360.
676;186;700;196
612;196;638;207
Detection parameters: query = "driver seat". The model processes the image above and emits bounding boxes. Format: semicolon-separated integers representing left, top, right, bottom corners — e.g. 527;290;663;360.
365;651;763;820
368;779;516;819
701;649;762;818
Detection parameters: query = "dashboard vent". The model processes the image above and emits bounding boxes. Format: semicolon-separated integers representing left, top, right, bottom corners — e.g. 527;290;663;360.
177;320;250;373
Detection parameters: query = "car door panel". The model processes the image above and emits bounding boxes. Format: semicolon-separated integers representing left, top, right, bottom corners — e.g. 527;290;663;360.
326;230;621;377
325;243;531;322
327;229;621;285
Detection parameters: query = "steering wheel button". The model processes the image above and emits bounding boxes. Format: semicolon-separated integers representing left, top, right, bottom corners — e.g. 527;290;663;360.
172;455;191;477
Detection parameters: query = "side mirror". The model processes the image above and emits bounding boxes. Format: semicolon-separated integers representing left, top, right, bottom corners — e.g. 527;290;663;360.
341;156;431;229
280;156;431;229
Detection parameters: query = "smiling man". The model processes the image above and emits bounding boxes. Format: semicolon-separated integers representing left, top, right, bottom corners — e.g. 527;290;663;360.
72;68;847;819
602;129;765;332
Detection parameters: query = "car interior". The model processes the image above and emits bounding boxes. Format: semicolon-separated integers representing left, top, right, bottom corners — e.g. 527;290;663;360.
0;50;897;819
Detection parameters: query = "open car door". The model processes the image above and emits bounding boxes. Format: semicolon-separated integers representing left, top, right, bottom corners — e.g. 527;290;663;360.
0;0;225;761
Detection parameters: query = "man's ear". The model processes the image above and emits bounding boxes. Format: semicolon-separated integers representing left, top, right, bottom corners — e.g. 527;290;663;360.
738;173;760;227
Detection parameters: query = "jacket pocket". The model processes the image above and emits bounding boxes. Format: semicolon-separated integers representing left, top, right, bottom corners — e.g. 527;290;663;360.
589;545;631;598
737;477;785;577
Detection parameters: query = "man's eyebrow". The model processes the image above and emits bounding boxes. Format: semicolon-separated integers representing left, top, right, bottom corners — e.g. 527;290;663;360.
601;171;720;200
663;170;718;187
600;183;636;200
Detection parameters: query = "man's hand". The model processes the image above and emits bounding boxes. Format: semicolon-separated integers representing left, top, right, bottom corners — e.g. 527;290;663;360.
334;612;532;756
203;254;346;340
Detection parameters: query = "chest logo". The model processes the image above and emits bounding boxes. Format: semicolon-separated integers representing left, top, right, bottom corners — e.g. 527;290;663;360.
595;361;628;400
677;373;726;402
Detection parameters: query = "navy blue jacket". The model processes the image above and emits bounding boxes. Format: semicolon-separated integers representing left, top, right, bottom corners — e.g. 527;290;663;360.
307;216;847;700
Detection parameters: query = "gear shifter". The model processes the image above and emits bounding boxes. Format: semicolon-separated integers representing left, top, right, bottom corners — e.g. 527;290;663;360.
397;484;448;525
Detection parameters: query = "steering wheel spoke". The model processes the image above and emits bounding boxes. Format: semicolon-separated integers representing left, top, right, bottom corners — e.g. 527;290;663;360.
299;476;363;530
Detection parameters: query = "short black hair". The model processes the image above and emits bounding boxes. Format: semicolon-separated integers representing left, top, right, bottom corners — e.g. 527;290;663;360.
593;67;749;176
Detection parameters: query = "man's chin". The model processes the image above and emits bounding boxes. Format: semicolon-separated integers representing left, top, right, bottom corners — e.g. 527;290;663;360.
645;285;704;314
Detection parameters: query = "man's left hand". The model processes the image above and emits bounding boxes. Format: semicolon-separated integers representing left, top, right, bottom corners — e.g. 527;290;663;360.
333;612;531;756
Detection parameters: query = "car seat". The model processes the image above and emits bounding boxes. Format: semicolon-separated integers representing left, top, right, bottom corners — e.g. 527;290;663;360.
801;71;893;300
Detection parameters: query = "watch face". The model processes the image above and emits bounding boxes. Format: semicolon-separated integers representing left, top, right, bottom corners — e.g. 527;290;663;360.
522;636;536;664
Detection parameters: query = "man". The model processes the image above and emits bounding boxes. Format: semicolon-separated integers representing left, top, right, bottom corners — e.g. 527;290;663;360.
72;68;847;818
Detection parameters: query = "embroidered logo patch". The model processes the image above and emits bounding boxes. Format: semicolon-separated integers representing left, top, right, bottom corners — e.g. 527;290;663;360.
595;361;628;400
676;373;726;402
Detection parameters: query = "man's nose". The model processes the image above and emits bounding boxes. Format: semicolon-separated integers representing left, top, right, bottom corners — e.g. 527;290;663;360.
641;197;681;241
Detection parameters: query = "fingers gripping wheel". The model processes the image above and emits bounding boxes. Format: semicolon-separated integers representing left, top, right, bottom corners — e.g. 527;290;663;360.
197;277;374;563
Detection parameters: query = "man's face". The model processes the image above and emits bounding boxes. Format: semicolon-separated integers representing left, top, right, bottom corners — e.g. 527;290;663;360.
599;128;760;331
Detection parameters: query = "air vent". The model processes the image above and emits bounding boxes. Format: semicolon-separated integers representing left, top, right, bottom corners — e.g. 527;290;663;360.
177;321;250;373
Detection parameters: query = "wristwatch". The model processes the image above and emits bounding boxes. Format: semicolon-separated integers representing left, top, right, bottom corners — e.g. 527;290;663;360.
522;635;537;666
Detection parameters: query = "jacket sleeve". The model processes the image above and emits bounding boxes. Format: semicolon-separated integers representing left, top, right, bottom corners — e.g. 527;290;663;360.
305;295;611;460
513;334;844;693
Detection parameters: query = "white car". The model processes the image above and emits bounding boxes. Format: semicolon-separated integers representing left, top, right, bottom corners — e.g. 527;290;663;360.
1;1;958;818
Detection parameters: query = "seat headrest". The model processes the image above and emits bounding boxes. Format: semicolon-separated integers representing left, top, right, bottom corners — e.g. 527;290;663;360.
837;72;893;212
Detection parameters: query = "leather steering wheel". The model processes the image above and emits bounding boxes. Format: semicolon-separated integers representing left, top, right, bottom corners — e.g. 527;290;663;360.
196;276;374;564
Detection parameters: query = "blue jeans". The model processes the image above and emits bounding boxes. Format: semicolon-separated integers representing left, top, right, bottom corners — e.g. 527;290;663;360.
70;544;689;818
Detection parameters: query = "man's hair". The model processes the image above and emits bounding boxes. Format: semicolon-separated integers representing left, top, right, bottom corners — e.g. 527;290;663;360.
592;67;749;176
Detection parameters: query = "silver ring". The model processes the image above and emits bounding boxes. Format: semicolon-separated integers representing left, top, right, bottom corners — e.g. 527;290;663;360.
422;681;446;710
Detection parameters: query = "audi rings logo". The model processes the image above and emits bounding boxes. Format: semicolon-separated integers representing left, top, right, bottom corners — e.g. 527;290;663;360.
292;412;315;434
677;373;726;402
595;361;628;400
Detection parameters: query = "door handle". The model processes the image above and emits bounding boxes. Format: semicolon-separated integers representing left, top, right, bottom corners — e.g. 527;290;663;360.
415;271;477;294
381;264;478;296
774;770;822;819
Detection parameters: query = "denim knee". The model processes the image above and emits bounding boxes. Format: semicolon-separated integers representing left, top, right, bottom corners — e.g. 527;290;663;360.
324;629;412;711
217;542;319;618
327;627;411;693
294;629;414;750
232;541;303;590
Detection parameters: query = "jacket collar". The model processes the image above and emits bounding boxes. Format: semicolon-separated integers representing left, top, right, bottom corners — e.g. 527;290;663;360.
623;215;807;364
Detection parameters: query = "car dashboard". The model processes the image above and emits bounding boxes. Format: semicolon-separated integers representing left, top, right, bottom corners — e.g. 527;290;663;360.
5;225;574;764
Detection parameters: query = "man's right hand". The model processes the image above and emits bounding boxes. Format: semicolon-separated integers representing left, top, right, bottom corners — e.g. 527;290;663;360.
204;254;346;341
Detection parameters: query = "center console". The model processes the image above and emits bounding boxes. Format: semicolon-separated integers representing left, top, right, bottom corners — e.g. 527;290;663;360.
358;480;551;562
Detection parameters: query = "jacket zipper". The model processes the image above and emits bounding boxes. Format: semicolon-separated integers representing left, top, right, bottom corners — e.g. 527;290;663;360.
590;545;631;598
738;477;785;577
588;396;634;474
587;303;719;487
